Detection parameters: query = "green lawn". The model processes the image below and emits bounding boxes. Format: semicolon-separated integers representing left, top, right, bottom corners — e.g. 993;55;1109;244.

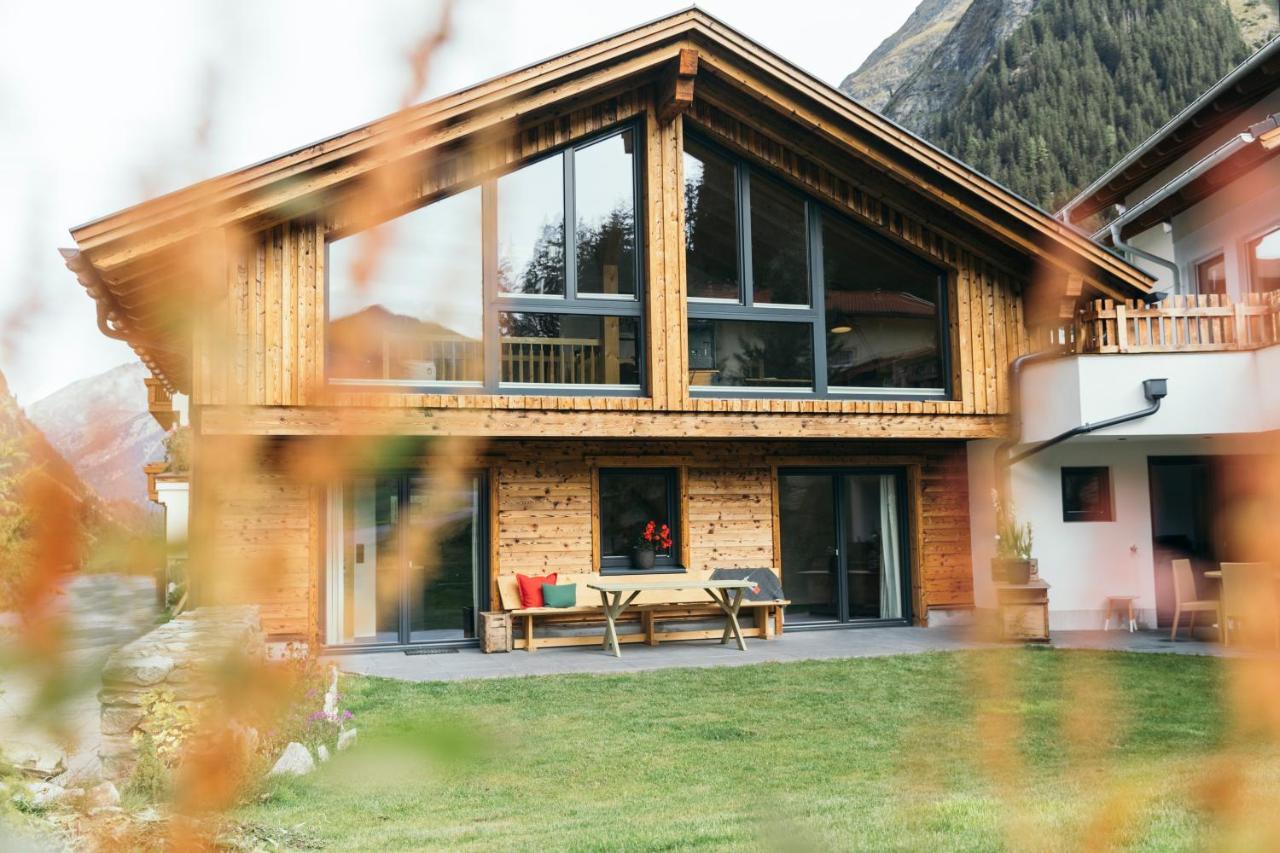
238;649;1247;851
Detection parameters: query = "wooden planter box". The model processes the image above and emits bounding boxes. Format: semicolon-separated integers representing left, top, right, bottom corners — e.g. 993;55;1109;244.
995;579;1050;643
479;611;512;653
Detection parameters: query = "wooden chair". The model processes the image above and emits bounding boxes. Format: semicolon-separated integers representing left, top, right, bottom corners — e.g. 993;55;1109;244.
1169;558;1219;642
1219;562;1278;648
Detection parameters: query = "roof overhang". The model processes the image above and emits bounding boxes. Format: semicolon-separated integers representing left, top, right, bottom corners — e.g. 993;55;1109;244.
1095;115;1280;244
66;7;1153;393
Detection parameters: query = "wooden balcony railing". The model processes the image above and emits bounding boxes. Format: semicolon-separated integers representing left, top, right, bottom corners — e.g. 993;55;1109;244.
1034;293;1280;355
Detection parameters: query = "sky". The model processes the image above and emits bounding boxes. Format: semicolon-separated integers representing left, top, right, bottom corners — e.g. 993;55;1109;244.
0;0;921;405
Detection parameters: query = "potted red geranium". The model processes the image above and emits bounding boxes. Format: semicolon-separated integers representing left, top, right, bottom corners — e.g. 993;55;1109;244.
634;520;672;570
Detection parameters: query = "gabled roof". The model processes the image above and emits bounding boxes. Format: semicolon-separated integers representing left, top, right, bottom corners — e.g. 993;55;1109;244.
65;7;1153;392
1060;34;1280;225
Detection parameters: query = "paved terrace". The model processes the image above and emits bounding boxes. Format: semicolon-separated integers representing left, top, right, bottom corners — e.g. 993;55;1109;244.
333;628;1250;683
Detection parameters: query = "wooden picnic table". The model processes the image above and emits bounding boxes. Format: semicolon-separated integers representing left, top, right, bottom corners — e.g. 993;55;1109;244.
586;578;755;657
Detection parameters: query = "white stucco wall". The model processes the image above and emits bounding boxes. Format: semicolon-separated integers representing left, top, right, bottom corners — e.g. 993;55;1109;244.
1020;348;1280;442
968;434;1273;630
1121;90;1280;298
155;479;189;557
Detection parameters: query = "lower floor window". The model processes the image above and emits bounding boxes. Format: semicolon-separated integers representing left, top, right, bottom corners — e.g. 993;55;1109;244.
598;468;679;571
324;472;486;646
778;470;908;623
1061;466;1113;522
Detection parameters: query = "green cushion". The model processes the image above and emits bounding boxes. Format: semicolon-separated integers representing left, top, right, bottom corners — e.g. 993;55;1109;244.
541;582;576;608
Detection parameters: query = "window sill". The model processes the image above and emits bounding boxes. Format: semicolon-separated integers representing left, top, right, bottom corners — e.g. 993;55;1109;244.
599;566;688;577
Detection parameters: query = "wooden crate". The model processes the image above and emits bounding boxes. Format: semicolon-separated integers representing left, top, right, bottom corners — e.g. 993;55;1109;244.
479;611;512;653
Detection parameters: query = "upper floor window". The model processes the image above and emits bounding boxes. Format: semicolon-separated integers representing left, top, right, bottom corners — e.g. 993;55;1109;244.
1249;226;1280;294
1195;254;1226;295
682;134;947;399
328;188;484;385
328;125;642;393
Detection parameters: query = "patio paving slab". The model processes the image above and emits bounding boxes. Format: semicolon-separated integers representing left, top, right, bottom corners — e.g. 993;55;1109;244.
331;627;1247;684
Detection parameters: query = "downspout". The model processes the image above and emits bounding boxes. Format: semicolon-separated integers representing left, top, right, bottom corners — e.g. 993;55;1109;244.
1109;220;1180;300
994;344;1168;501
994;348;1069;501
1007;378;1168;467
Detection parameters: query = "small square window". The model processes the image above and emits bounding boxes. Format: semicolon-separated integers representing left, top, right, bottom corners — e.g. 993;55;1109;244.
1061;467;1113;522
598;468;680;572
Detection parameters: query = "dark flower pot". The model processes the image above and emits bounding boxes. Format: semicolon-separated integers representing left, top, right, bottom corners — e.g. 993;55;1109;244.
992;557;1036;585
633;547;656;570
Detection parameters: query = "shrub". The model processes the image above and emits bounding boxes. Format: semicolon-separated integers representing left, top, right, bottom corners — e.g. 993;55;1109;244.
125;732;169;803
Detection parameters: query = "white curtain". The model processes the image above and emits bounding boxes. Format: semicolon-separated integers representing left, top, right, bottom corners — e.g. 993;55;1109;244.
324;484;344;646
879;475;902;619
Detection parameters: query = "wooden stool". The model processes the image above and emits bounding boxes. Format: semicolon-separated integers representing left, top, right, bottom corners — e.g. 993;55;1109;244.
1104;596;1138;632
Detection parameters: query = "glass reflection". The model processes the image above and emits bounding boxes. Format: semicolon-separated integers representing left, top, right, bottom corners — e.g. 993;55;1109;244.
750;174;808;305
328;188;483;383
1250;227;1280;293
576;132;637;297
498;154;565;295
499;312;639;386
687;319;812;388
822;214;943;390
684;139;740;301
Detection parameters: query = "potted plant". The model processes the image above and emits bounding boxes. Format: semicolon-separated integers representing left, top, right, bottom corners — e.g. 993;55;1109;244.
992;491;1035;584
634;520;672;570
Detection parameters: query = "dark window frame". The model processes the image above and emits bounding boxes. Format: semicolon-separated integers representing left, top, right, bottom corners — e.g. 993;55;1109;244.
597;467;681;573
325;121;645;397
1194;252;1227;296
683;132;951;401
1061;466;1114;523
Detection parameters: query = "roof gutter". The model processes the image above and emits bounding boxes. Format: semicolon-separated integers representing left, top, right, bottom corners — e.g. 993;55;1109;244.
1093;119;1274;297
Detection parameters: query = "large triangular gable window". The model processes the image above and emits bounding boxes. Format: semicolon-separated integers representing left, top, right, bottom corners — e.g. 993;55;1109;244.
327;124;643;394
683;134;949;400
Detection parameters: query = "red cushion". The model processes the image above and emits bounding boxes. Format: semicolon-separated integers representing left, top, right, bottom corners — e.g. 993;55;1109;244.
516;573;558;608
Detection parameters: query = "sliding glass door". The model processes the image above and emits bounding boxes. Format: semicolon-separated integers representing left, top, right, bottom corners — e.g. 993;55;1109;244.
778;469;909;626
326;471;486;647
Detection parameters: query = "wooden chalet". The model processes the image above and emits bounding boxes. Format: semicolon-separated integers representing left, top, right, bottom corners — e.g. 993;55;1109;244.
62;9;1151;651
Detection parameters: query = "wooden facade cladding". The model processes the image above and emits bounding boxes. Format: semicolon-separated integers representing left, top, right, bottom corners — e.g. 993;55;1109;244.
203;468;316;637
201;438;972;640
189;79;1031;427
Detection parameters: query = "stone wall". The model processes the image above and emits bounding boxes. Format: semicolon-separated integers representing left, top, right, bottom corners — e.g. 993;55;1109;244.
98;606;264;780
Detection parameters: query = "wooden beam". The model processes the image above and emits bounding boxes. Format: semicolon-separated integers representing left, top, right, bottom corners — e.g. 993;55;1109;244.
196;405;1008;441
658;48;699;124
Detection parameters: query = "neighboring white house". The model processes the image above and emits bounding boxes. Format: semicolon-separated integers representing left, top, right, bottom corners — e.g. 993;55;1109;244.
143;379;189;586
969;36;1280;631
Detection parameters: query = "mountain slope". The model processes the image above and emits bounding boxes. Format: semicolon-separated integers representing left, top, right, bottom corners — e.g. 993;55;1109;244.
0;370;96;509
843;0;1276;121
1226;0;1280;49
840;0;974;112
842;0;1268;210
27;362;166;508
878;0;1037;138
933;0;1252;209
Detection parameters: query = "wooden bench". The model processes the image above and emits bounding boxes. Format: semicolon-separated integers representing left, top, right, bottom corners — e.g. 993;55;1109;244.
496;571;787;651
